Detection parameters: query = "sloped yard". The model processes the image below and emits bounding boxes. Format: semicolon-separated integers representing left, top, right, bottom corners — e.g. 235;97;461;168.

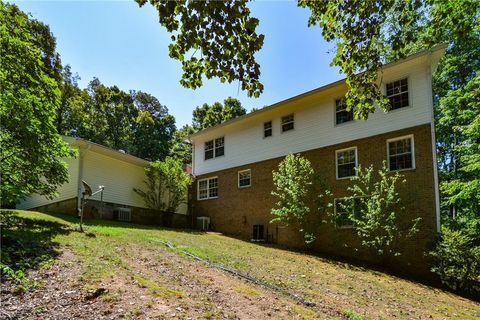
1;210;479;319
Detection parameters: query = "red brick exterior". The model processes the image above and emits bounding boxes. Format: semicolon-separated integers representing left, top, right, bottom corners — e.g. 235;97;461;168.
192;124;438;274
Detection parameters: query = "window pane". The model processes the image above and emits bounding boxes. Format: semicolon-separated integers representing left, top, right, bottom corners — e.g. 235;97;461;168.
335;99;354;125
239;170;251;187
215;137;224;157
337;148;356;178
208;178;218;198
264;121;272;137
281;114;294;132
388;138;413;170
205;140;214;160
386;78;409;110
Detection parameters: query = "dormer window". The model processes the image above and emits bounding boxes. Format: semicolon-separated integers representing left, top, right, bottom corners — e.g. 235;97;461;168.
204;137;224;160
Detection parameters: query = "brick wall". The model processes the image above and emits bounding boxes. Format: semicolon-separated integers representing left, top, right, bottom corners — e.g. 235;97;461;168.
192;124;437;274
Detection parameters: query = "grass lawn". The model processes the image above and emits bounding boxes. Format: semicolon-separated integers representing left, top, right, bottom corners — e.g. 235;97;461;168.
1;209;479;319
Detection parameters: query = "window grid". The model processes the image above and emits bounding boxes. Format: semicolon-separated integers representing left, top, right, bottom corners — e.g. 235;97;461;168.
238;170;251;188
386;78;409;110
387;136;414;171
264;121;272;138
335;98;354;125
198;177;218;200
336;147;357;179
204;137;224;160
281;114;294;132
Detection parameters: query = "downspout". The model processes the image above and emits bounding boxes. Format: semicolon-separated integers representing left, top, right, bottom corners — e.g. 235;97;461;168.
427;58;441;233
76;141;90;216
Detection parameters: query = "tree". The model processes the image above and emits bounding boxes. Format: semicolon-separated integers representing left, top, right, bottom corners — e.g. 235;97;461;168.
134;157;191;213
131;91;176;161
0;3;73;205
136;0;264;97
333;162;420;257
192;97;246;130
271;154;322;244
170;124;195;165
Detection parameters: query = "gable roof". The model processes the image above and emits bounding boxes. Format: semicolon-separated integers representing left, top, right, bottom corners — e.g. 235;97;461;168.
189;44;447;141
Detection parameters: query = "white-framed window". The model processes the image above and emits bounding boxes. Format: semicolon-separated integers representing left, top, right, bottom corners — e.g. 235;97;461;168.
238;169;251;188
386;78;409;110
281;114;294;132
336;147;358;179
204;137;224;160
335;98;354;125
387;135;415;171
198;177;218;200
334;197;366;229
263;121;272;138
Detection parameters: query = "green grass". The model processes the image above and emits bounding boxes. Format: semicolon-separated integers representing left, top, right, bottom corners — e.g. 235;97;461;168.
2;209;479;319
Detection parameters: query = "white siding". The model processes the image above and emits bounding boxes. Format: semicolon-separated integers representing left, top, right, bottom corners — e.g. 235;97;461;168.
81;150;147;208
17;156;80;209
192;55;434;176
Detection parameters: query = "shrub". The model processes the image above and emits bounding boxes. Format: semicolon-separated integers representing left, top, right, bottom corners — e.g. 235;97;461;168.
429;217;480;293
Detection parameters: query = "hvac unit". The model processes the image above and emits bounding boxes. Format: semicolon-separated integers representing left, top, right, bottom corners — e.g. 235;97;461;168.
197;216;210;231
115;207;132;222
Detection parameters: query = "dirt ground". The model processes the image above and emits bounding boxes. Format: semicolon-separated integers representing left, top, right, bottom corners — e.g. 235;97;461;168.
1;246;336;320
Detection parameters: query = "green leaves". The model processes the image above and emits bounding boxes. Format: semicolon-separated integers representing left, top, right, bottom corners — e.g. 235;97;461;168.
137;0;264;97
192;97;246;130
134;157;192;212
271;154;317;244
0;3;73;205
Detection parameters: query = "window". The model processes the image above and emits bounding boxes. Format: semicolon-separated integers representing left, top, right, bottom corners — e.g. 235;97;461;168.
204;137;224;160
238;169;251;188
386;78;409;110
198;177;218;200
252;225;265;241
264;121;272;138
336;147;357;179
281;114;294;132
387;135;415;171
335;98;354;125
334;197;365;228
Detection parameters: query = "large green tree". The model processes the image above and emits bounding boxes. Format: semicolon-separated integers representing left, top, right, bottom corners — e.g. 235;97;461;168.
0;3;73;205
192;97;246;130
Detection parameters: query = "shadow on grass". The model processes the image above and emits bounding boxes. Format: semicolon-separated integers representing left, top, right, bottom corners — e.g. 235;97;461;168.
0;210;72;283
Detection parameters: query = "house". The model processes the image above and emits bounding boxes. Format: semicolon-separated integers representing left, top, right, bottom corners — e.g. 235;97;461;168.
17;136;188;226
188;46;446;270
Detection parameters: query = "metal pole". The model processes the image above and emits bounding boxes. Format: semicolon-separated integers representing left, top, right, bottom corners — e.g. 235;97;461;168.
80;193;85;232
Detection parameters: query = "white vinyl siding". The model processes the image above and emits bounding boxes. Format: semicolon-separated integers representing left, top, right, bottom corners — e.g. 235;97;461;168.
192;54;434;176
16;156;80;210
82;151;147;208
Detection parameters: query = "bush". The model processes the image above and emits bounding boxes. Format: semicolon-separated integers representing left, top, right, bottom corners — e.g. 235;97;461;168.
430;218;480;293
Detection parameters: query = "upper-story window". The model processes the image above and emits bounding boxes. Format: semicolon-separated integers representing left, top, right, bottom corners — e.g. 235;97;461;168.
204;137;224;160
386;78;409;110
336;147;358;179
335;98;354;125
387;135;415;171
281;114;294;132
264;121;272;138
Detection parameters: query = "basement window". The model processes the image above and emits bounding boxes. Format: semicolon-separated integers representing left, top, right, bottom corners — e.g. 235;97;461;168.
387;135;415;171
334;197;365;229
386;78;409;110
252;225;265;241
281;114;294;132
198;177;218;200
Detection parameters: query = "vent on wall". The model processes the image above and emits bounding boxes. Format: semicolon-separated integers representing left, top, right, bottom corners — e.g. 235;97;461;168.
115;207;131;222
252;225;265;242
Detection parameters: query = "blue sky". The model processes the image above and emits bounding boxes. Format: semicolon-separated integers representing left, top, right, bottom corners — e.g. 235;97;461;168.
12;0;343;127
